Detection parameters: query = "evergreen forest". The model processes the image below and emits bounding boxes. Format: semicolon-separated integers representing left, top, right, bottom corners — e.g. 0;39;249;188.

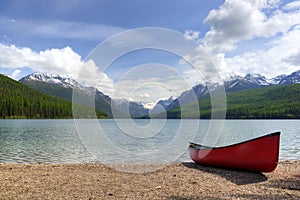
0;75;107;119
166;84;300;119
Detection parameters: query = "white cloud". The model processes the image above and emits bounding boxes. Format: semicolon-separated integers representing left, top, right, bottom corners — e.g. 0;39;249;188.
1;1;299;105
283;50;300;65
111;64;194;103
283;0;300;10
180;0;300;80
11;69;22;80
184;30;200;41
77;60;115;95
224;26;300;78
0;43;115;95
0;43;82;77
179;46;225;84
202;0;300;53
0;43;198;103
0;16;126;41
113;77;191;104
203;0;266;53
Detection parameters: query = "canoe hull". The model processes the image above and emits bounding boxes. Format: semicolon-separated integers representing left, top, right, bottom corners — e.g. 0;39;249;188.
189;132;280;172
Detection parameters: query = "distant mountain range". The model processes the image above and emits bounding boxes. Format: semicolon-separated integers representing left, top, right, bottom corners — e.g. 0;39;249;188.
225;71;300;91
16;70;300;118
20;73;148;118
163;70;300;111
165;84;300;119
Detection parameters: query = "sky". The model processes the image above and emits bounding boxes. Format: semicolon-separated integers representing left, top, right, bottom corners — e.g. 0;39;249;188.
0;0;300;105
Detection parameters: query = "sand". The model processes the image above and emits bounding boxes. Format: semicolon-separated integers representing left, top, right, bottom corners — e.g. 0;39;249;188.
0;161;299;199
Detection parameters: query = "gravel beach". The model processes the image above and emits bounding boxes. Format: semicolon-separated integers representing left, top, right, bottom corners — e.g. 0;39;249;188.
0;161;299;199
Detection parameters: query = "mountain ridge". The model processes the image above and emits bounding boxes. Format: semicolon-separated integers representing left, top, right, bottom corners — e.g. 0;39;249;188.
20;72;149;118
20;73;113;116
165;84;300;119
166;70;300;111
18;70;300;118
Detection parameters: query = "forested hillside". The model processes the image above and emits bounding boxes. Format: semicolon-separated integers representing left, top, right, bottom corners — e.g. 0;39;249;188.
21;79;113;116
166;84;300;119
0;74;107;119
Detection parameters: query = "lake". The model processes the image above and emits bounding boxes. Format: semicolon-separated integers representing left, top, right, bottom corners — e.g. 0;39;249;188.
0;119;299;164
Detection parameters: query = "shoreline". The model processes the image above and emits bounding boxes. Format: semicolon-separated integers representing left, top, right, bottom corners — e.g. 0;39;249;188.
0;161;299;199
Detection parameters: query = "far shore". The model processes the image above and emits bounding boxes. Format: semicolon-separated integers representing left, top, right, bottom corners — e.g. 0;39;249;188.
0;160;299;199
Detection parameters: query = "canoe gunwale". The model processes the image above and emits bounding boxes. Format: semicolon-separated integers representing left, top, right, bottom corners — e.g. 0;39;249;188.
189;131;281;150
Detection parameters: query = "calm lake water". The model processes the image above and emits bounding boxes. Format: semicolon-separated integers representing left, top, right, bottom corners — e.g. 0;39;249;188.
0;119;299;164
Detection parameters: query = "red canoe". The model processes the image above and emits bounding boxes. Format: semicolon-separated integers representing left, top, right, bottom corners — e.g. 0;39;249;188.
189;132;280;172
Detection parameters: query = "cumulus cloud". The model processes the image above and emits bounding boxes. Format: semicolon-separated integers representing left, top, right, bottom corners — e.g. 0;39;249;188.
202;0;300;53
179;45;225;84
110;63;195;103
0;43;189;102
224;26;300;78
113;77;191;104
181;0;300;79
0;44;82;77
0;43;197;102
203;0;265;52
0;43;115;95
77;60;115;95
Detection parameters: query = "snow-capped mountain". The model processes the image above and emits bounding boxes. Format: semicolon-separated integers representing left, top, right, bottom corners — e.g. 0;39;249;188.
19;70;300;117
167;84;210;110
155;96;175;108
223;70;300;92
224;74;268;92
19;72;150;118
19;72;83;89
277;70;300;84
20;72;113;116
269;74;287;85
111;99;149;118
161;70;300;111
151;96;176;113
244;73;269;85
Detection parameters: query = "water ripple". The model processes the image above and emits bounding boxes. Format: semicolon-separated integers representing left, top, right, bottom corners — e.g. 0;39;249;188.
0;119;299;163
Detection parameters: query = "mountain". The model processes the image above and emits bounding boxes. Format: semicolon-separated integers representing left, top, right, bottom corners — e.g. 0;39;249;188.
244;73;270;85
160;70;300;111
226;70;300;88
166;84;210;110
111;99;149;118
18;70;300;119
269;74;287;85
224;74;268;92
277;70;300;84
20;73;112;116
20;72;84;89
0;74;108;119
166;84;300;119
20;72;149;118
153;96;175;110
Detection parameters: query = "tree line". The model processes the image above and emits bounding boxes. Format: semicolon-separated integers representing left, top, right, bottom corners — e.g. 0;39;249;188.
166;84;300;119
0;75;107;119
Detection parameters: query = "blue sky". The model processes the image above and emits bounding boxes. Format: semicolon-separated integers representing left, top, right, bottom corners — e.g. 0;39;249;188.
0;0;222;57
0;0;300;104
